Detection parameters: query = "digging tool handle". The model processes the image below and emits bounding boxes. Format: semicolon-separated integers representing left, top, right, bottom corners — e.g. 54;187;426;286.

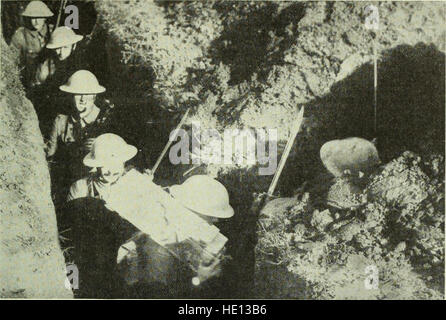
232;107;305;287
244;107;304;235
267;106;305;196
373;35;378;138
151;108;190;176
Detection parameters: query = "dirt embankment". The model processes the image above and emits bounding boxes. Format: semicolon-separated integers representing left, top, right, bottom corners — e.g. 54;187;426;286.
256;151;444;299
0;32;72;297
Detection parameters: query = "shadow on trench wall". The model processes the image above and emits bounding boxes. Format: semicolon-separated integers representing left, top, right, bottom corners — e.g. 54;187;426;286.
210;1;306;85
278;43;445;196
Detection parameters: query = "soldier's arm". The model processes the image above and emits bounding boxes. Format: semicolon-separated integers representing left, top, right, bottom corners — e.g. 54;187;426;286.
195;256;222;284
67;179;89;202
34;57;55;85
10;29;24;64
10;29;23;51
46;115;62;158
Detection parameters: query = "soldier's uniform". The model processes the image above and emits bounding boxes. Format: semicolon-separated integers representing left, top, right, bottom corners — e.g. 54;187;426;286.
36;27;85;89
32;27;85;136
63;137;232;298
47;70;115;206
48;103;115;205
10;19;52;89
46;101;115;160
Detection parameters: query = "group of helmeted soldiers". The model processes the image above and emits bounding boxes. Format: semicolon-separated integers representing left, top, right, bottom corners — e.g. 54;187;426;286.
9;1;238;299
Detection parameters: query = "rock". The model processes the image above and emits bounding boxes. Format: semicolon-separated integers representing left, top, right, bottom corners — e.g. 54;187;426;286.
259;197;303;221
432;257;441;265
423;154;444;178
326;177;365;210
367;152;431;207
342;30;362;46
296;241;324;252
395;242;406;252
310;209;333;232
335;220;363;242
302;70;324;97
293;224;307;239
346;254;369;271
298;2;327;28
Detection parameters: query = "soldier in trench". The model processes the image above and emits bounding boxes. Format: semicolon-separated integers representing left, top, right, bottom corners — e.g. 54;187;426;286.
46;70;117;207
62;134;231;298
36;26;85;94
10;1;54;91
32;26;86;135
119;175;235;298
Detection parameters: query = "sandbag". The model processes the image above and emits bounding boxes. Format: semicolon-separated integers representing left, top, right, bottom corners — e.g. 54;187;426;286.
320;137;380;177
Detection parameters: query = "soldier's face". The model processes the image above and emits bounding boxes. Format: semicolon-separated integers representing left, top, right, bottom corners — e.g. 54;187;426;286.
73;94;96;118
55;45;74;61
98;163;125;184
30;18;46;31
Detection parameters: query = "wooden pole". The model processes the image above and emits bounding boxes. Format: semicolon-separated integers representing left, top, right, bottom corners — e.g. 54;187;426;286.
373;36;378;137
267;106;305;196
151;108;191;175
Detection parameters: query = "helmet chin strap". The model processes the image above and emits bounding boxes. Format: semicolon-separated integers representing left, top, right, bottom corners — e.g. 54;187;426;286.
79;107;92;119
77;102;96;121
98;169;125;186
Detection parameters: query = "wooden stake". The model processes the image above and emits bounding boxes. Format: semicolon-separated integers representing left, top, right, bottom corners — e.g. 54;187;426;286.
267;106;305;196
151;108;190;176
373;37;378;137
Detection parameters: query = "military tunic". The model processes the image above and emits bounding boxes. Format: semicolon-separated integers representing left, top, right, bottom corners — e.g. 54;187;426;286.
46;105;113;160
47;102;115;206
31;49;86;135
10;24;51;88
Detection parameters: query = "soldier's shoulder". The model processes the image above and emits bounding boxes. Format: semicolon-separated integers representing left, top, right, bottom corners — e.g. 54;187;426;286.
71;177;89;188
67;177;90;200
97;100;116;123
54;113;69;122
11;27;26;45
53;113;69;128
13;26;26;35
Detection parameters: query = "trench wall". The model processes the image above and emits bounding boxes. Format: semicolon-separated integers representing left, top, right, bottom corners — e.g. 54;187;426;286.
0;21;72;297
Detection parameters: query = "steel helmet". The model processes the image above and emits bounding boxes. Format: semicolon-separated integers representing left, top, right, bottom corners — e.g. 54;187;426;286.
46;26;83;49
60;70;106;94
21;1;53;17
170;175;234;218
83;134;137;168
